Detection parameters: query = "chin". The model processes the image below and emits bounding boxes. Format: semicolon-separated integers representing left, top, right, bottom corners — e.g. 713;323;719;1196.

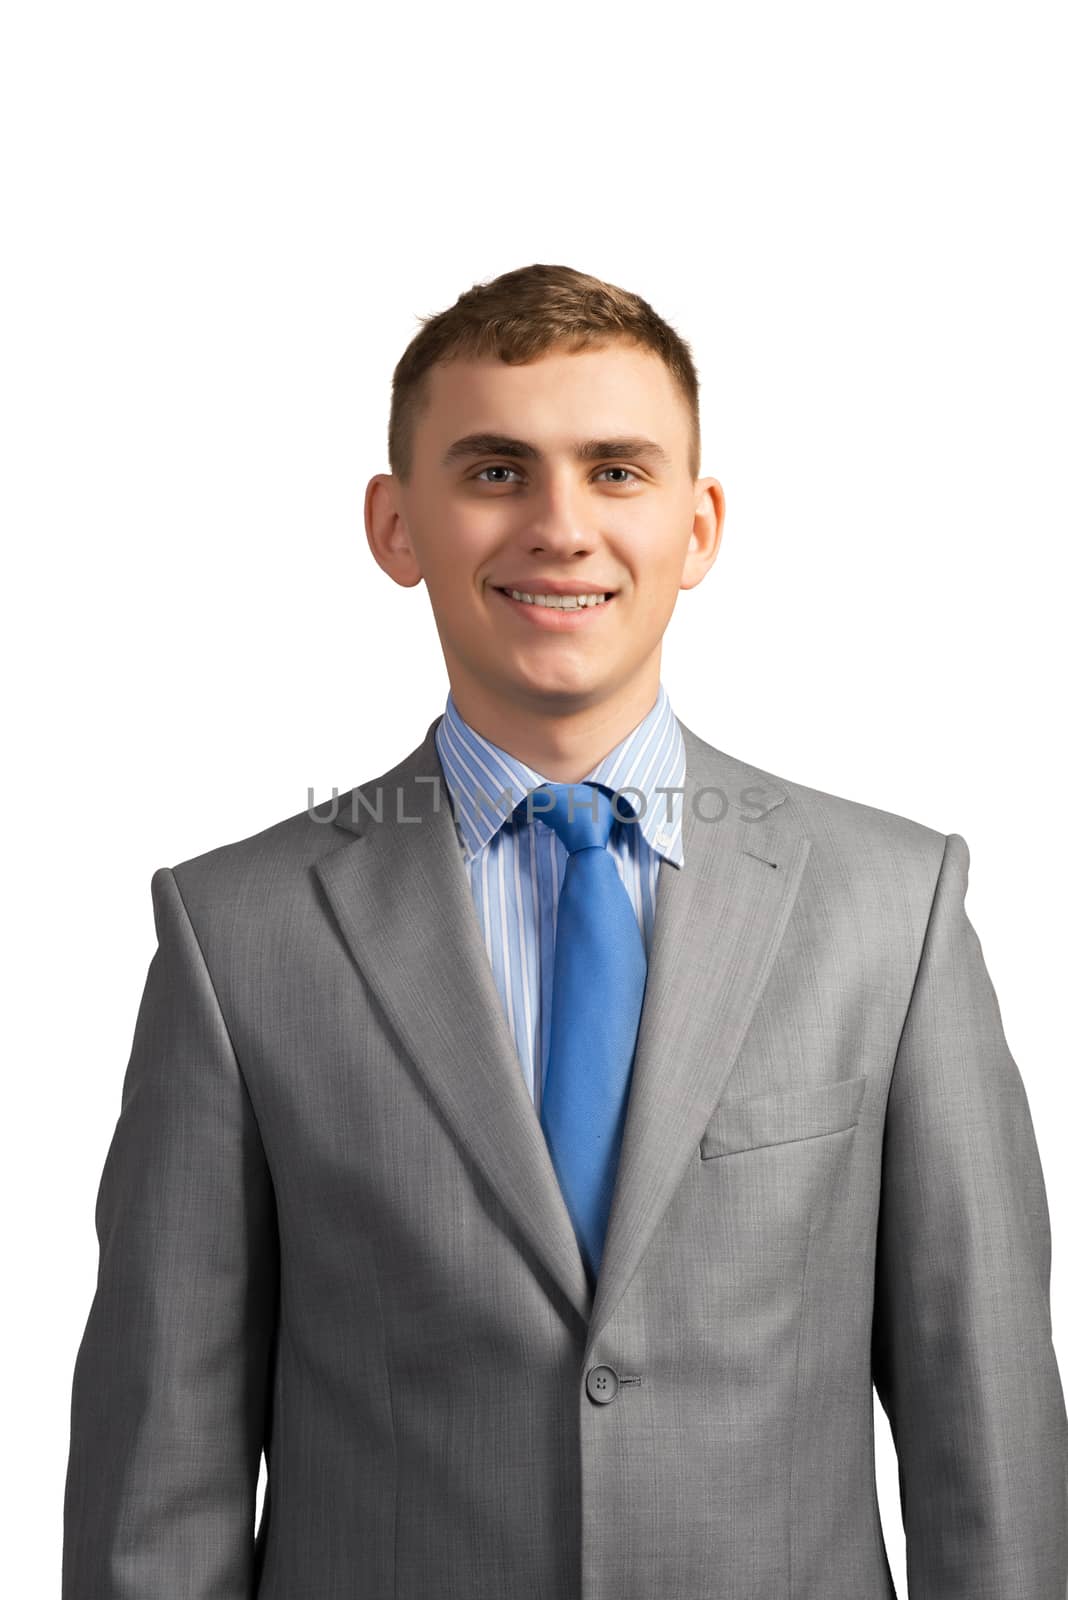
517;676;608;708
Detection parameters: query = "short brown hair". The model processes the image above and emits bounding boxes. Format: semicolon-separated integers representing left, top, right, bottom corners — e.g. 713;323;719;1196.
387;263;701;485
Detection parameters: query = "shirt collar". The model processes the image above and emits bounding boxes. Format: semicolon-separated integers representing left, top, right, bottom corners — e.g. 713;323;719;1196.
435;683;686;869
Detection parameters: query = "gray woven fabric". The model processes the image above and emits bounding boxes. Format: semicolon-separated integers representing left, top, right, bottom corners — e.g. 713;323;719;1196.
62;715;1068;1597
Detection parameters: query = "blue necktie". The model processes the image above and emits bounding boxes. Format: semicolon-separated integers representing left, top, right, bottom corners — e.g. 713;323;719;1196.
519;781;648;1285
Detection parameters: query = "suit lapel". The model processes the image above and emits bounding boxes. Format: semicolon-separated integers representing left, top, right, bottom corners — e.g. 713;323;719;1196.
584;721;810;1350
314;715;810;1340
314;719;594;1324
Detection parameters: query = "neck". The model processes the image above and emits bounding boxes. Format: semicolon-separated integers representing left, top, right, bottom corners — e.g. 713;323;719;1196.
446;663;663;784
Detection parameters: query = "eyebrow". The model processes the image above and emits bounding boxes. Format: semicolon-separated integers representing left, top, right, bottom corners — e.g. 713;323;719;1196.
440;432;672;470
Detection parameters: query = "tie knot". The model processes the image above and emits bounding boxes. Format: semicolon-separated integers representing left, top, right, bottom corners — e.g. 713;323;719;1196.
514;781;632;854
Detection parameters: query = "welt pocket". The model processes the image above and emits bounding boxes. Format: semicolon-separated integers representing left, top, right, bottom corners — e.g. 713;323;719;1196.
699;1073;869;1161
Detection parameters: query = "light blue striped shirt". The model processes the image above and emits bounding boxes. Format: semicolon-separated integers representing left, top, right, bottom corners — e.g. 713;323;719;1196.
434;684;686;1115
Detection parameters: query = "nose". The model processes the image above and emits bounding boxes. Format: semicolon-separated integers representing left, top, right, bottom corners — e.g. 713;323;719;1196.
523;477;599;560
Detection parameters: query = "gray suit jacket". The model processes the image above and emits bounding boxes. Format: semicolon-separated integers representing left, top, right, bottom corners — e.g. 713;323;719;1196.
63;715;1068;1598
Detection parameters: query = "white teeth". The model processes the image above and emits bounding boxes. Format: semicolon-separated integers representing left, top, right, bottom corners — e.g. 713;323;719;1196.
503;589;610;609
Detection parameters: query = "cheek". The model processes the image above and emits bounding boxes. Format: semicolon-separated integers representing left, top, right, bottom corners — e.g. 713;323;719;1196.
634;564;684;618
423;551;475;605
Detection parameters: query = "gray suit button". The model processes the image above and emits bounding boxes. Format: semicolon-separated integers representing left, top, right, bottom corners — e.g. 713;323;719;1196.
586;1365;619;1404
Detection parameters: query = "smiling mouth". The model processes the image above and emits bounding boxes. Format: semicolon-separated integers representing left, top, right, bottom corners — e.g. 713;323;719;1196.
492;587;617;610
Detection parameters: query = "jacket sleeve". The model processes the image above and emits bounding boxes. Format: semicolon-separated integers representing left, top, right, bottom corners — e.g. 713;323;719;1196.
871;831;1068;1595
62;866;279;1598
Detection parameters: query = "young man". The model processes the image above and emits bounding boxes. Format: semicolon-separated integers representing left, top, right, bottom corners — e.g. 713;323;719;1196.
63;263;1067;1597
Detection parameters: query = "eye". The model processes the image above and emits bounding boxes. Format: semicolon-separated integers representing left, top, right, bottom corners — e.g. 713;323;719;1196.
473;464;640;485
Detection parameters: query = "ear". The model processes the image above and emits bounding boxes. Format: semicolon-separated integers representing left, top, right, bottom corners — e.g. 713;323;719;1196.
679;476;725;590
364;474;423;588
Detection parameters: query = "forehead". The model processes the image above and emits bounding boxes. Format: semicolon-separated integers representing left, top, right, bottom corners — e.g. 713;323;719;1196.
419;342;686;451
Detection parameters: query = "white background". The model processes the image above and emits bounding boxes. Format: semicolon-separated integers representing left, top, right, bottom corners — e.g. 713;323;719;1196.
4;2;1065;1591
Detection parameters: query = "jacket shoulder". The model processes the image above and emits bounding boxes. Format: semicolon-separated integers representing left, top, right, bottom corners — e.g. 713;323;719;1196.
776;764;947;856
157;721;442;930
725;747;954;934
686;725;949;881
162;794;352;925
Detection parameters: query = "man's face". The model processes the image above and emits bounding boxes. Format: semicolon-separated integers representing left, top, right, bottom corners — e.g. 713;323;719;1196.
367;340;723;718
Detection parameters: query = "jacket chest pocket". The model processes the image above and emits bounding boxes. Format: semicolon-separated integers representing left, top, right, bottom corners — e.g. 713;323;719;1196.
699;1072;869;1160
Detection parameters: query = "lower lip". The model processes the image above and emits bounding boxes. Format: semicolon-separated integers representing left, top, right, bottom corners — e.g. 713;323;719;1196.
491;588;617;629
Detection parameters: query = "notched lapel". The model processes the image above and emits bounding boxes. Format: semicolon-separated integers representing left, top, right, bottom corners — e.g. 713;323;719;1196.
585;722;811;1351
313;719;594;1326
